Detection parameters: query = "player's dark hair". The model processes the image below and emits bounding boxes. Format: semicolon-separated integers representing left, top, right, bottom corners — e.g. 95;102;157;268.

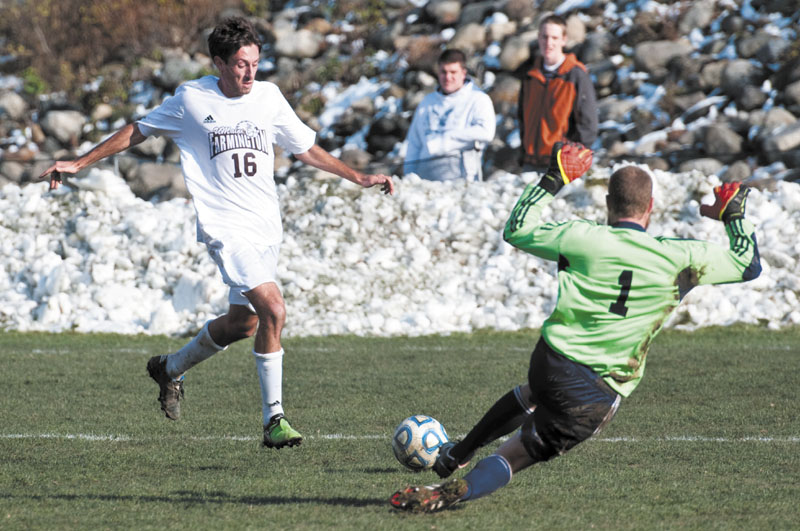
607;166;653;218
438;49;467;68
208;17;263;64
539;13;567;31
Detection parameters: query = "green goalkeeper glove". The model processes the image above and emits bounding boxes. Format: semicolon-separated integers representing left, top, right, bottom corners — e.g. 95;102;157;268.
538;141;593;195
700;182;750;223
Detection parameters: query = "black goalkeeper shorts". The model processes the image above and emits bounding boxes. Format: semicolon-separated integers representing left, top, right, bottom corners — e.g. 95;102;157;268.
520;337;621;462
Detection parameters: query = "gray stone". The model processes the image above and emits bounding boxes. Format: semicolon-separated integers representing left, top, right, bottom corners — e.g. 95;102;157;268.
128;162;187;200
721;60;763;97
678;2;715;34
736;85;768;111
699;60;728;91
499;32;536;72
448;23;487;55
703;125;743;157
0;91;28;121
0;160;26;183
722;160;752;182
762;121;800;153
340;148;371;171
157;49;204;91
633;40;693;76
425;0;462;25
39;110;86;145
597;97;638;123
274;29;325;59
678;158;724;175
784;79;800;107
131;136;168;159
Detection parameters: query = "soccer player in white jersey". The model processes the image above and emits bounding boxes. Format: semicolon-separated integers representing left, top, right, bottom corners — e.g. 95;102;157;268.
39;17;394;449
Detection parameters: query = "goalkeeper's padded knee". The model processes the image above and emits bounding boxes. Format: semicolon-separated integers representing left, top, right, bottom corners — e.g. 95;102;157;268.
700;182;750;223
538;141;593;195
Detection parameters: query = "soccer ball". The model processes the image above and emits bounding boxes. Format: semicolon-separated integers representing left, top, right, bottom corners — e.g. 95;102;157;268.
391;414;449;471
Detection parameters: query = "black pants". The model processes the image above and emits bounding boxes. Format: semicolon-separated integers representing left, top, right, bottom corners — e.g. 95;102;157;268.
520;338;621;462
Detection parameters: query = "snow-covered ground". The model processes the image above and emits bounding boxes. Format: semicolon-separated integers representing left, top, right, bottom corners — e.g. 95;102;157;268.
2;164;797;337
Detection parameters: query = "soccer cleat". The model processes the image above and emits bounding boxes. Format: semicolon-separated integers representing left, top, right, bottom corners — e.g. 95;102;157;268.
389;478;469;513
433;441;473;479
262;414;303;449
146;355;184;420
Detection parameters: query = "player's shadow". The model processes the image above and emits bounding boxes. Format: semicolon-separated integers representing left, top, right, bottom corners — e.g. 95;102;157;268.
0;491;384;508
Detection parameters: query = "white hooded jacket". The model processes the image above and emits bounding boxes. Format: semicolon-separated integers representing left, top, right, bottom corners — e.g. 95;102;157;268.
404;78;496;181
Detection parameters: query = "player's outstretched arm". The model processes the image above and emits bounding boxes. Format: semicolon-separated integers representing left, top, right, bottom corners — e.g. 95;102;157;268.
39;123;148;190
695;181;761;283
295;144;394;195
537;140;593;195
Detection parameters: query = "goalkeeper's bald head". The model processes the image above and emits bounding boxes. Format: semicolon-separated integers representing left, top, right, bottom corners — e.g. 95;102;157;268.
607;166;653;223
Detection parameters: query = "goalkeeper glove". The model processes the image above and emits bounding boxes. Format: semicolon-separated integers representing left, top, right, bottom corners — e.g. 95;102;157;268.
538;141;593;195
700;182;750;223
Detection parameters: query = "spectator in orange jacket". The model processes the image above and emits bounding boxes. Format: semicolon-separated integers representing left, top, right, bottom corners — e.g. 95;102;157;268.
515;14;598;170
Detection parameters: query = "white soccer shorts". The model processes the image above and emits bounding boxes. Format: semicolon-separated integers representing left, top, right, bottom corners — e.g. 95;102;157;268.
205;235;280;307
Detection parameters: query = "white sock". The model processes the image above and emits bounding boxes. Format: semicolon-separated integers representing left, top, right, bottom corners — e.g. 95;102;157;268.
166;321;226;379
253;349;284;425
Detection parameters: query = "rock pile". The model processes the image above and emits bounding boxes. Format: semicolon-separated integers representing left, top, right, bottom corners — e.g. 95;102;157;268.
1;1;800;196
2;1;799;195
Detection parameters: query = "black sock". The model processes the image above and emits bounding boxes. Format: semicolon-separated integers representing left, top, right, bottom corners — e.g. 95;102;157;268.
452;387;531;462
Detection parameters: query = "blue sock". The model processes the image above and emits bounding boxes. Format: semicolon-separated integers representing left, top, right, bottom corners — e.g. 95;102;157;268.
462;454;513;501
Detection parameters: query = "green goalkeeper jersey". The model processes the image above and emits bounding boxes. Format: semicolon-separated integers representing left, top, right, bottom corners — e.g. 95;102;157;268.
504;183;761;397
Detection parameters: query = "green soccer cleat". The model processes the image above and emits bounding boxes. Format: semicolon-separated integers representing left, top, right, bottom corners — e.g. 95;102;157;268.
389;478;469;513
146;355;184;420
262;414;303;449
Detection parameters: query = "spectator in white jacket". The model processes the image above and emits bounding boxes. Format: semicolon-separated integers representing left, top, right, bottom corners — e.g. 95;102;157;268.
404;49;496;181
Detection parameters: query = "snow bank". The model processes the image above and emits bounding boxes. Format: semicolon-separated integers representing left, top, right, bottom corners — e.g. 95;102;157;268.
1;166;797;337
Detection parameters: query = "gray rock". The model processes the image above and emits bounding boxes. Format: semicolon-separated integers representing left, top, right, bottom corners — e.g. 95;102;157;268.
0;160;26;183
748;107;797;134
157;49;204;91
274;29;325;59
633;40;693;76
699;60;728;91
458;1;495;26
678;2;715;34
426;0;462;25
128;161;187;200
597;97;638;123
678;158;724;175
131;136;168;159
340;148;371;171
449;23;487;55
721;60;763;97
39;110;86;145
762;121;800;154
565;14;586;48
784;79;800;108
722;160;751;183
499;32;536;72
736;85;768;111
703;125;743;158
0;91;28;121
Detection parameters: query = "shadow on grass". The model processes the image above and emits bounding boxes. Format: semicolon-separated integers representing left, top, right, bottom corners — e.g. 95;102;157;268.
0;491;384;508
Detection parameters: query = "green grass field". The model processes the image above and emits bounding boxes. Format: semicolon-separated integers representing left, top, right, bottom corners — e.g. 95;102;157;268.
1;327;798;530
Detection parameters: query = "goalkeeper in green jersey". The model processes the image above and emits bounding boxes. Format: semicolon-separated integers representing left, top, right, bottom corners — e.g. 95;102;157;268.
390;142;762;513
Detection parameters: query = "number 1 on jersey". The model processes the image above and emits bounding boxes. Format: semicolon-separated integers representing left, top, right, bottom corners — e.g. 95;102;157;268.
609;270;633;317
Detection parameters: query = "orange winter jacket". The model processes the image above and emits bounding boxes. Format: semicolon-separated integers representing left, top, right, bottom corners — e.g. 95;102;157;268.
516;53;598;167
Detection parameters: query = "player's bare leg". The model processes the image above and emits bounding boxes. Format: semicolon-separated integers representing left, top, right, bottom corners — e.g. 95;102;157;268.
245;282;302;448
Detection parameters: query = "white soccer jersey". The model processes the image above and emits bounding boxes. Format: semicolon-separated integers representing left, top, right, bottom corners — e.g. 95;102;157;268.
137;76;316;246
